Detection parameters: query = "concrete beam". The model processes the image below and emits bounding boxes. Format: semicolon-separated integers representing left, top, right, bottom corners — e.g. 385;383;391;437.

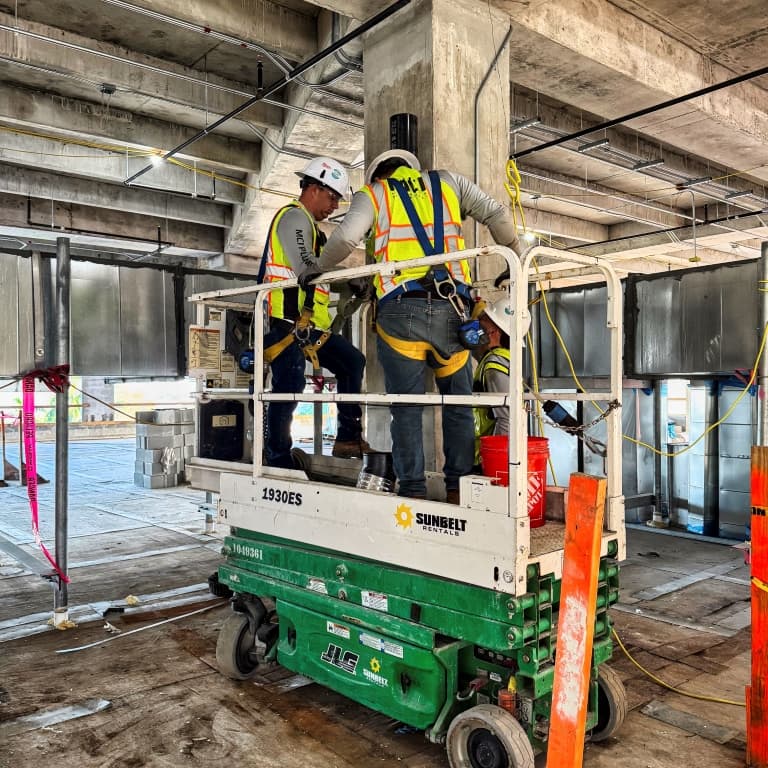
0;162;231;227
0;192;224;253
522;207;607;244
227;15;365;255
0;129;246;204
520;167;689;229
510;90;761;201
302;1;388;20
115;0;317;63
0;11;283;136
0;82;260;174
575;212;768;261
498;0;768;184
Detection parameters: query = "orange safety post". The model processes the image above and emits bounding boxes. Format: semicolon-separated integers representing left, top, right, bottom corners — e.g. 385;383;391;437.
748;445;768;766
546;473;607;768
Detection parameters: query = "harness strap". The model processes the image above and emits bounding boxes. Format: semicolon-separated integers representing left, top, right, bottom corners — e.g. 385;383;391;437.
263;330;296;364
300;330;332;371
387;170;445;257
376;323;469;378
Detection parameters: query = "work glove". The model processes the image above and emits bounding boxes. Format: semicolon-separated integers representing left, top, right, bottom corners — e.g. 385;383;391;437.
348;276;373;299
298;267;322;291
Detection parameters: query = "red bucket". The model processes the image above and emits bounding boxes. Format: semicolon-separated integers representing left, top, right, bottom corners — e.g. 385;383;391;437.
479;435;549;528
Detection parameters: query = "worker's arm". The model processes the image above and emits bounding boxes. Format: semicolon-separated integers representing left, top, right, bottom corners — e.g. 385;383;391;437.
318;191;376;269
484;365;511;436
440;171;521;256
274;207;319;275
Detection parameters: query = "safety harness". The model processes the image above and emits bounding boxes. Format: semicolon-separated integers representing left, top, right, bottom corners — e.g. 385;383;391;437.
257;211;333;369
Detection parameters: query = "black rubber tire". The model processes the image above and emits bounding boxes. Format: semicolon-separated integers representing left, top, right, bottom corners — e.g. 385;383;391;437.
590;664;628;742
446;704;534;768
216;613;259;681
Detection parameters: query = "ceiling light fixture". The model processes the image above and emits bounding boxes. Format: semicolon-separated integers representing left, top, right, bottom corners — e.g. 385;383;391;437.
577;138;609;153
725;189;754;200
510;117;542;134
680;176;712;188
632;158;664;171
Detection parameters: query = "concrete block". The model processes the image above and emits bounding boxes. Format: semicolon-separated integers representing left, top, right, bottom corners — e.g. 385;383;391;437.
180;423;195;434
172;434;184;448
136;435;147;449
133;472;167;489
183;445;195;459
180;408;194;424
154;409;180;425
135;449;163;462
182;433;197;447
144;435;176;450
135;410;157;425
134;460;144;473
136;424;176;437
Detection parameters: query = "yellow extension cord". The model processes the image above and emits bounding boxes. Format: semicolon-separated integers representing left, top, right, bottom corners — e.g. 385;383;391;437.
612;627;745;708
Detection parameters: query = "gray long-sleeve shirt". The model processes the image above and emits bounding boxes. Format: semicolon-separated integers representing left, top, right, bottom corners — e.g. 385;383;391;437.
319;169;520;269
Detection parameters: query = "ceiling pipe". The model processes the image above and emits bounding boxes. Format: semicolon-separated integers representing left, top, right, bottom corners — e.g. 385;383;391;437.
0;33;363;131
512;63;768;160
473;25;512;247
124;0;411;186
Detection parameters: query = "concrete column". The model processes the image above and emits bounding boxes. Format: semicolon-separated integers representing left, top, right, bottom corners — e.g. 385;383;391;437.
363;0;511;259
361;0;511;482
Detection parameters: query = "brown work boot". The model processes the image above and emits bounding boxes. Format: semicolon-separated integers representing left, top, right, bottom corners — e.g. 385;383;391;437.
332;438;370;459
445;489;460;505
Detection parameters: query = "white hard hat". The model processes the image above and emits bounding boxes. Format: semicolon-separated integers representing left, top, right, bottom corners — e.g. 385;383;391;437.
365;149;421;185
296;156;350;200
482;297;514;336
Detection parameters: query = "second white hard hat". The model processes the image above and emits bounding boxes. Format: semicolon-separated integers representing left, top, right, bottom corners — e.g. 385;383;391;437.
365;149;421;185
296;156;350;200
482;297;514;336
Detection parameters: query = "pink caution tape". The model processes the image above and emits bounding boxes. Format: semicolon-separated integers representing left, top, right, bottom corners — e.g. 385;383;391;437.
22;374;70;583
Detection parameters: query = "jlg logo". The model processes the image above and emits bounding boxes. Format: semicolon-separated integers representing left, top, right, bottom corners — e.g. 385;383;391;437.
320;643;359;675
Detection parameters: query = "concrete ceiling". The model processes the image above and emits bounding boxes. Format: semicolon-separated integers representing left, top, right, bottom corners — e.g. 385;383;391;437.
0;0;765;278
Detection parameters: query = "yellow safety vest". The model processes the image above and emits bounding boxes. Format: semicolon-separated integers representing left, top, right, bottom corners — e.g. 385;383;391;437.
362;167;472;299
473;346;511;462
263;201;332;331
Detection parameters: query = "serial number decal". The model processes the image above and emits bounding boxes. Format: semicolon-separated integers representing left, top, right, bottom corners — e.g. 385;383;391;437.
232;543;263;560
261;487;303;506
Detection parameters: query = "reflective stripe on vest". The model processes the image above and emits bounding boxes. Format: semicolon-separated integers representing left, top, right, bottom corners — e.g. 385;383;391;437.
362;167;471;299
263;201;332;331
473;347;511;440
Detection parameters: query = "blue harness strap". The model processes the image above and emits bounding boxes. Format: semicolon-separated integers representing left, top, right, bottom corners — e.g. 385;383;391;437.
383;171;470;304
388;170;445;257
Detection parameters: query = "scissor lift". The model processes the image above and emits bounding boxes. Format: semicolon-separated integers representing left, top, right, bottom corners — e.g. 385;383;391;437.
189;246;628;767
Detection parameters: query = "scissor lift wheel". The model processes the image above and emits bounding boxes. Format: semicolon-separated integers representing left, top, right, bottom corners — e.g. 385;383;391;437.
446;704;534;768
590;664;628;743
216;613;260;681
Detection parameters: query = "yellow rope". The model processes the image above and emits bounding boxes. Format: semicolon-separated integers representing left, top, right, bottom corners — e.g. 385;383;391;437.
612;627;745;707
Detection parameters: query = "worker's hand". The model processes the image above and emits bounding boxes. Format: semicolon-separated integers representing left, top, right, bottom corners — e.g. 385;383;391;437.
298;267;322;290
348;276;373;299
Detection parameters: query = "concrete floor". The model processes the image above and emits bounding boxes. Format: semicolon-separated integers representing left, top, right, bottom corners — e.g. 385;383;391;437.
0;439;753;767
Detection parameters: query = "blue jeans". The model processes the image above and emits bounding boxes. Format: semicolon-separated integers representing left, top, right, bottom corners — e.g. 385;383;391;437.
265;322;365;468
376;296;474;496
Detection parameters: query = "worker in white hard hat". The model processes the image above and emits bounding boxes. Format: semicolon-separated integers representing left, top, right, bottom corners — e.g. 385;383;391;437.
473;297;513;458
259;156;369;468
299;149;520;503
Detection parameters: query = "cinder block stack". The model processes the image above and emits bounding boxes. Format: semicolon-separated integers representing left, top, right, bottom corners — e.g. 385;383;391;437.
133;408;196;489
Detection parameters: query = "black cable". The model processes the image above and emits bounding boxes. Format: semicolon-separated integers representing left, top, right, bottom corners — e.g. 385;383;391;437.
512;64;768;160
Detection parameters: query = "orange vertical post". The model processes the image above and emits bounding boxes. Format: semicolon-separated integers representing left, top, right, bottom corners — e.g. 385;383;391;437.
748;446;768;766
546;473;606;768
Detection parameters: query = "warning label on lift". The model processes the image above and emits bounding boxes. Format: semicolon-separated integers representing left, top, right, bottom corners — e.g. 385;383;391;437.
359;632;404;659
361;590;388;612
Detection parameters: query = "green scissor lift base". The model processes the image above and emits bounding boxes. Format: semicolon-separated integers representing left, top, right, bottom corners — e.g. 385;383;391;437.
216;528;624;759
